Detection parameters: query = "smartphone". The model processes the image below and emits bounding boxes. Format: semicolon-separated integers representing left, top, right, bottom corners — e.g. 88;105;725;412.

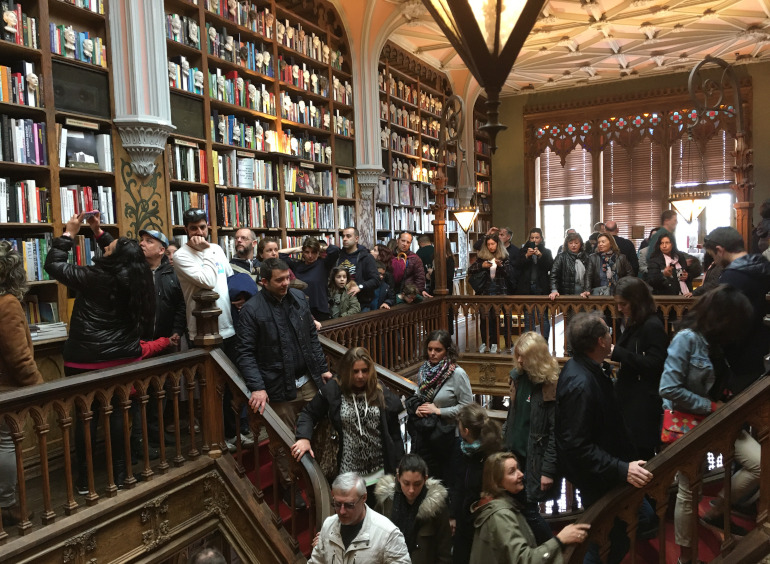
81;210;100;218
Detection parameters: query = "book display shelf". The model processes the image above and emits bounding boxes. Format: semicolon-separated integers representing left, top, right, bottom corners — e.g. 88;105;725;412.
468;99;492;256
163;0;357;256
0;0;117;338
375;41;458;261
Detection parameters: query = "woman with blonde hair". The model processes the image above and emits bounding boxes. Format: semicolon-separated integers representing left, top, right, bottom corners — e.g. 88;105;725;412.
293;347;404;501
503;332;560;544
470;452;589;563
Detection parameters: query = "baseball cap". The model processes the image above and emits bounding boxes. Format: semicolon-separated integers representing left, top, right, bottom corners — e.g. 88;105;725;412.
182;208;208;226
704;226;744;252
138;229;169;248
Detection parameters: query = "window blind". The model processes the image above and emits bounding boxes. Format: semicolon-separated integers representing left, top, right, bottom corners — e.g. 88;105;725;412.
602;138;665;239
539;146;592;202
672;129;734;189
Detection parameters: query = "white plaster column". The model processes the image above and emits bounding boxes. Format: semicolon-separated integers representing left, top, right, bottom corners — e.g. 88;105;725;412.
109;0;175;176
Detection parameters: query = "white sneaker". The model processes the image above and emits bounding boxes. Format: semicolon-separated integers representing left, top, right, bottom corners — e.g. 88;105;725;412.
241;432;255;448
224;438;237;453
478;344;487;353
490;344;498;354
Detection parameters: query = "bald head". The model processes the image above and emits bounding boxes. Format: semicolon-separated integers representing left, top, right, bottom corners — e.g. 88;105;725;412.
604;220;619;234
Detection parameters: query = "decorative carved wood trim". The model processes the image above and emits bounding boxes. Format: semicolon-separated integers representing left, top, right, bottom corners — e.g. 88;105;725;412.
203;472;230;517
140;494;170;551
62;529;97;564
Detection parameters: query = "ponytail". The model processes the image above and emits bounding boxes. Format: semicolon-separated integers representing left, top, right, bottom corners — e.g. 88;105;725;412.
457;403;501;456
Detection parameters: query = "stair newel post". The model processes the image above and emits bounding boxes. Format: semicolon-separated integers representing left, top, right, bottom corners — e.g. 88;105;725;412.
192;289;225;459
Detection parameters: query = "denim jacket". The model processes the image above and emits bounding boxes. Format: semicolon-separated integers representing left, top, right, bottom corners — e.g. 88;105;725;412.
659;329;715;415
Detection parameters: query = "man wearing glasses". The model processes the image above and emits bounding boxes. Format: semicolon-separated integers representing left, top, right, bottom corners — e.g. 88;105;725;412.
309;472;410;563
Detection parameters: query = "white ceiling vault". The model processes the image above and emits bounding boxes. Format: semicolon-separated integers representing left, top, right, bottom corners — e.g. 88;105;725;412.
385;0;770;95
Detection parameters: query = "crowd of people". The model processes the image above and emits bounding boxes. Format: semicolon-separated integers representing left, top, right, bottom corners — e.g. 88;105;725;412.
3;202;770;564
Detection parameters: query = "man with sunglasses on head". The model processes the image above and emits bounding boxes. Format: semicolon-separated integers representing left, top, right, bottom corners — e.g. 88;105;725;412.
309;472;410;564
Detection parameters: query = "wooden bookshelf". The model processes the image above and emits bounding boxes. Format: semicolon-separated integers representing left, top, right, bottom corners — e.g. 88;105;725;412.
375;41;457;260
468;98;493;255
0;0;118;330
162;0;357;256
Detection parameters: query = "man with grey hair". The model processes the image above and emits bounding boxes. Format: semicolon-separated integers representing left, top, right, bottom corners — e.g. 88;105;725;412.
309;472;410;563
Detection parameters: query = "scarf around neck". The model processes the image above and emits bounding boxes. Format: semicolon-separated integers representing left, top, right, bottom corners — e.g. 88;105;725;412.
417;357;456;402
664;253;690;295
600;252;617;287
461;439;482;456
390;480;428;552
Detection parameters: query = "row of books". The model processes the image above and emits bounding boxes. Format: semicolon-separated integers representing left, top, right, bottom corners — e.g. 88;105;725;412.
166;13;200;50
0;115;47;165
170;191;210;226
49;25;107;68
384;180;429;207
57;125;113;172
208;67;275;115
0;61;40;107
389;157;437;184
393;206;431;233
0;178;50;223
286;234;336;247
280;92;330;130
283;164;333;196
338;205;354;229
29;321;67;341
0;2;38;48
1;234;50;280
212;150;274;190
475;139;492;156
275;19;334;69
475;160;490;175
476;180;491;195
59;0;103;15
68;233;102;266
277;57;328;96
375;205;391;231
59;184;115;224
215;193;279;228
169;141;208;184
285;200;335;230
203;1;273;39
206;34;275;79
168;56;203;95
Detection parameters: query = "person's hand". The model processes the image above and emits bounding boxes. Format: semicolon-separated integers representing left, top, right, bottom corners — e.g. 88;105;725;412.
169;333;181;347
346;281;361;296
312;532;320;549
540;476;554;491
679;271;688;281
449;518;456;536
549;291;559;301
610;343;615;354
526;248;536;258
380;303;391;310
580;291;590;298
481;261;492;269
486;227;499;236
683;292;693;298
534;248;542;257
422;290;432;299
557;523;590;545
314;319;322;331
232;296;246;311
248;390;269;414
713;400;725;411
85;211;102;235
416;403;440;417
188;235;210;251
64;214;82;238
627;460;653;488
663;265;674;277
321;371;333;383
291;438;313;461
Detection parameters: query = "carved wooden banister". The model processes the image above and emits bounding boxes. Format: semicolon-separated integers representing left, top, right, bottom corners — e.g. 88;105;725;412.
562;374;770;564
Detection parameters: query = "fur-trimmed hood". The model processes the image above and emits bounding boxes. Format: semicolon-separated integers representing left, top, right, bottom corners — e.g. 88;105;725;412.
374;474;449;521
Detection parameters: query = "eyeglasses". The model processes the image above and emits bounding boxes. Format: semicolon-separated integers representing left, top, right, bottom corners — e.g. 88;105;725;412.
332;496;363;511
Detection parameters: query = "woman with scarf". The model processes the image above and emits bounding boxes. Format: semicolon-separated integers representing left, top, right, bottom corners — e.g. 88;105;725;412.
292;347;404;502
374;453;452;564
502;332;560;545
549;232;588;354
450;403;502;564
580;233;633;297
407;329;473;485
647;233;702;297
470;452;589;564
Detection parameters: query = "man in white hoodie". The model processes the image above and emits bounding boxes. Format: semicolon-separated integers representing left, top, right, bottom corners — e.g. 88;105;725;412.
310;472;410;564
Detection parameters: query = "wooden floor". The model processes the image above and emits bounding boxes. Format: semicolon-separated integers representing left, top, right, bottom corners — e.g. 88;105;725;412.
453;312;567;356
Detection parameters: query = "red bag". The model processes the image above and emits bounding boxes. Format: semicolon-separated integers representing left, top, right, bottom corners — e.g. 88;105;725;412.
660;409;706;444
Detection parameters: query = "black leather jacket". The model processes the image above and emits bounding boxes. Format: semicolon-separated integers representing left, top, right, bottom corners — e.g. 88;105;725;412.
236;287;328;401
44;236;147;363
550;250;588;295
584;252;634;294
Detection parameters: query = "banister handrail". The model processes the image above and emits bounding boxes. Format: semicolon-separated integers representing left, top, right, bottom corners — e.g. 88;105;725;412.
562;373;770;563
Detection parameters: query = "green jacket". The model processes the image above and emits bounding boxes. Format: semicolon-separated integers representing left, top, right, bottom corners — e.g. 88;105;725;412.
470;495;563;564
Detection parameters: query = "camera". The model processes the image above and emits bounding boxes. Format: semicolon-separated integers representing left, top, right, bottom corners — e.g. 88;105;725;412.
523;241;537;250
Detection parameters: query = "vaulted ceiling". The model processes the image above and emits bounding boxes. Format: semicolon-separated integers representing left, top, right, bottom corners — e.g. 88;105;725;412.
385;0;770;95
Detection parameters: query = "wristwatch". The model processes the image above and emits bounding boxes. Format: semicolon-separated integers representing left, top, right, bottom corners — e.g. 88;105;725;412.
358;284;363;290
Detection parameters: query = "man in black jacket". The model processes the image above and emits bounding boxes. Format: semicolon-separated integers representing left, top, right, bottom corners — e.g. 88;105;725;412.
336;227;380;309
237;258;332;508
555;312;653;564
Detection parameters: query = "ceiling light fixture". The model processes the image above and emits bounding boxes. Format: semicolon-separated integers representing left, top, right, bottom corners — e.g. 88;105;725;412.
421;0;548;152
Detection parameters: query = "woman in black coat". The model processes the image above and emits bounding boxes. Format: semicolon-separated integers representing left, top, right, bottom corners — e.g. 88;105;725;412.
581;233;633;297
646;233;702;297
292;347;404;503
549;232;588;298
611;277;668;460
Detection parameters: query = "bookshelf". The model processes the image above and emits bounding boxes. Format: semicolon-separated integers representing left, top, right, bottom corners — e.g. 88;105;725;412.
376;41;458;263
469;98;493;255
162;0;357;256
0;0;118;333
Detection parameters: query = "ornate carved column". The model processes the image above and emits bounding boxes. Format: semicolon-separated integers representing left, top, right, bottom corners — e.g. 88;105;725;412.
109;0;175;176
356;164;383;249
